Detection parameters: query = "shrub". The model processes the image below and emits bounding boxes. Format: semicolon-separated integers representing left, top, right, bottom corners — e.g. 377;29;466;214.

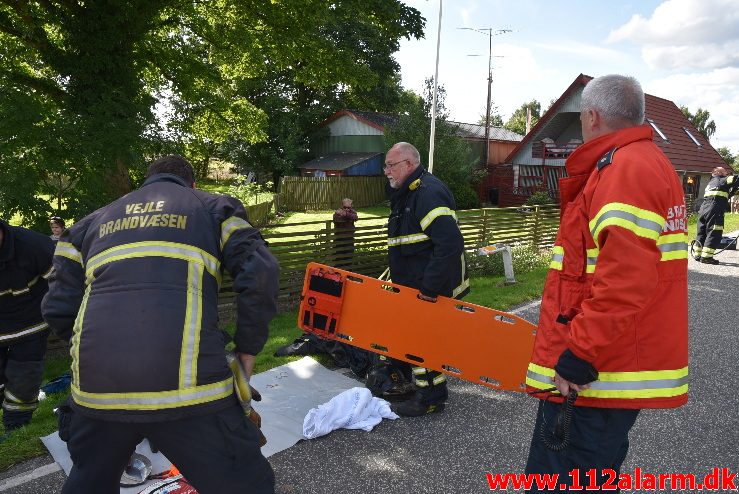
524;191;554;206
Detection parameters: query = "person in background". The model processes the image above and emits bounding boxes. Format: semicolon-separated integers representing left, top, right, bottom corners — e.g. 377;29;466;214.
49;217;66;243
332;198;358;270
524;74;688;491
42;155;278;494
694;167;738;264
0;219;55;435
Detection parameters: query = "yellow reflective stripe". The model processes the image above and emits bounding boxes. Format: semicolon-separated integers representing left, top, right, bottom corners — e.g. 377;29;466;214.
221;216;252;250
586;248;599;273
549;245;564;270
55;242;83;264
86;241;220;281
387;233;430;246
414;379;429;387
432;374;447;385
453;277;470;298
179;262;204;389
419;207;456;231
71;378;234;410
657;233;688;261
71;284;93;389
589;203;665;247
412;367;427;375
712;225;724;232
527;363;689;399
0;322;49;343
705;190;729;198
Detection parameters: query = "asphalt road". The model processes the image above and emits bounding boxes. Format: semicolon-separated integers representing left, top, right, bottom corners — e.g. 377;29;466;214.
2;247;738;493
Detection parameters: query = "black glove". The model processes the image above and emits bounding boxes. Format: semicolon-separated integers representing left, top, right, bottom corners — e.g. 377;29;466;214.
554;348;598;385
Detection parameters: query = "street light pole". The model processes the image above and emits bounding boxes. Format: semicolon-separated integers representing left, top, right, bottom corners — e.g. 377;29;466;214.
428;0;442;174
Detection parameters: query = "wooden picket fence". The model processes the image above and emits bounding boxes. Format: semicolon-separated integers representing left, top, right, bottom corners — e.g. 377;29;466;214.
275;176;387;211
218;205;560;312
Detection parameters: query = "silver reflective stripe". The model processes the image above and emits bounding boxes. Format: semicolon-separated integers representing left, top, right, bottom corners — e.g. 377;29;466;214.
551;252;564;264
221;216;252;249
658;241;688;253
387;233;430;246
590;210;664;239
180;262;203;389
86;242;219;279
0;322;49;343
527;370;553;386
588;376;689;391
71;379;233;407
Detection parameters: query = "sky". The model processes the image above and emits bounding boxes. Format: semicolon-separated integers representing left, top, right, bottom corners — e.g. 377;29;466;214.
394;0;739;152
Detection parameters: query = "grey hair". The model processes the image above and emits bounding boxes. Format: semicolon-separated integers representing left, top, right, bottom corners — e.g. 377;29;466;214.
393;142;421;167
581;74;645;127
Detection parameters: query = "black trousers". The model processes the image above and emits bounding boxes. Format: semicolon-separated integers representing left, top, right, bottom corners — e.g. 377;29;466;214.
696;205;725;260
525;400;639;493
62;401;275;494
0;330;48;429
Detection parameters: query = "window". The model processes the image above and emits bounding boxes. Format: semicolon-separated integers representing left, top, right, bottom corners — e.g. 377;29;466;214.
683;127;702;147
647;119;669;142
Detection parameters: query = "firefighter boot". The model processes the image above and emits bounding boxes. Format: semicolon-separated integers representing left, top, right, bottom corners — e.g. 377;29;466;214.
366;357;414;401
391;392;445;417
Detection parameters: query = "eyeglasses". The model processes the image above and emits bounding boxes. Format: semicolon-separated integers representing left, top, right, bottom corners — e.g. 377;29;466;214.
383;159;408;170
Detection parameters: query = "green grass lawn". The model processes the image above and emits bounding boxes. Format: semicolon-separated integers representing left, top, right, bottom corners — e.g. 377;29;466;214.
0;267;547;470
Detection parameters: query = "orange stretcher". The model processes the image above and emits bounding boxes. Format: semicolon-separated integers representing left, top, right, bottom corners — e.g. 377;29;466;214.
297;263;537;392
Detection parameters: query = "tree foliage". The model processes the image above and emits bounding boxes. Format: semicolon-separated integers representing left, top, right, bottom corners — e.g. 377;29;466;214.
384;79;481;209
477;104;504;127
0;0;424;226
504;99;541;136
716;146;739;172
680;106;716;141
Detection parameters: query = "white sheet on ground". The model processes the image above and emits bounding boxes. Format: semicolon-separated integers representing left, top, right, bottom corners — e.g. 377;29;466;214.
303;387;398;439
41;357;360;492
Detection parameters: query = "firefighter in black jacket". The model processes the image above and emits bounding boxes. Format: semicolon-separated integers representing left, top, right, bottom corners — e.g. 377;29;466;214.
695;167;739;264
381;142;469;417
42;156;278;494
0;220;55;433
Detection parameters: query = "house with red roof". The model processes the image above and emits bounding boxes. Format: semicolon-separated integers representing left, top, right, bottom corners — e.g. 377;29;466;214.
492;74;726;208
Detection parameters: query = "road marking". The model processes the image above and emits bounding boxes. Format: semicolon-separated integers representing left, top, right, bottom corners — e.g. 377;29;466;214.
0;462;61;491
510;299;541;315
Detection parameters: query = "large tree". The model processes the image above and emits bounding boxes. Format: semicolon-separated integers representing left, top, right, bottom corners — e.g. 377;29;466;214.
0;0;423;226
680;106;716;141
504;99;541;136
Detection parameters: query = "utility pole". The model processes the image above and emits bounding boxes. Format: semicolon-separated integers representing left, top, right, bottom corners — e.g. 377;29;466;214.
459;28;511;168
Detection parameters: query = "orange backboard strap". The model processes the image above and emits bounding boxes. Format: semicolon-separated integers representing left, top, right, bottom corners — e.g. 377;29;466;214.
298;263;537;393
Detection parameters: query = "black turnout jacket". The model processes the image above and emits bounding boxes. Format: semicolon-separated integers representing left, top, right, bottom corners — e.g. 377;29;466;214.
42;174;279;422
387;166;469;299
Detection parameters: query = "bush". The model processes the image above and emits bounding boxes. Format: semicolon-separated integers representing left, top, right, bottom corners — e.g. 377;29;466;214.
524;191;554;206
467;243;551;277
453;184;480;210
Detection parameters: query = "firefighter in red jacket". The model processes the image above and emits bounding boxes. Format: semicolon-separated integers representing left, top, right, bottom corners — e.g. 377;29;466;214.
524;75;688;491
42;156;278;494
694;167;738;264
